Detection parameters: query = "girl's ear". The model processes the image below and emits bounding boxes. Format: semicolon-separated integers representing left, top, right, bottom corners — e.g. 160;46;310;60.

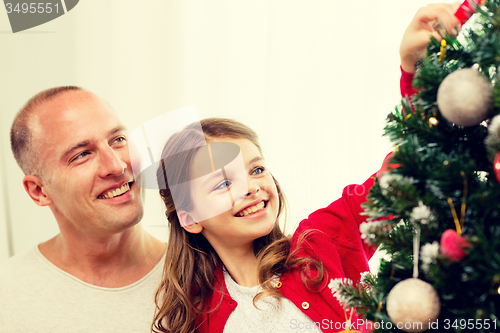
177;210;203;234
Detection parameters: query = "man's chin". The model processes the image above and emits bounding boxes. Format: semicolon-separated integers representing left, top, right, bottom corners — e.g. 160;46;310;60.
104;207;144;232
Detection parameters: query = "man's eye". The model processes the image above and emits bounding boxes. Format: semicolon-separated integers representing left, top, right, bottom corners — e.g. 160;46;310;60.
114;136;126;144
252;167;265;175
72;151;90;162
213;179;232;191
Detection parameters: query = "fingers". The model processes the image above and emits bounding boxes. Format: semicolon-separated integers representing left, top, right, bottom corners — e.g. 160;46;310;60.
400;2;464;73
415;3;462;37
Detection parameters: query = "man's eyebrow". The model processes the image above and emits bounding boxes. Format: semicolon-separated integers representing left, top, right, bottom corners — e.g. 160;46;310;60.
62;140;92;160
109;125;126;136
62;126;126;160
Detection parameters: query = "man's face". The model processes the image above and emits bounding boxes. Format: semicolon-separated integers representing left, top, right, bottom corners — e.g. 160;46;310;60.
31;90;143;235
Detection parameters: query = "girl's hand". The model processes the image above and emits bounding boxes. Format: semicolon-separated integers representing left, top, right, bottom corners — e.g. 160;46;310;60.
400;2;462;73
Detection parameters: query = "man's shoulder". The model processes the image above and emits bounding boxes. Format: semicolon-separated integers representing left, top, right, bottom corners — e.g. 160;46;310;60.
0;246;41;280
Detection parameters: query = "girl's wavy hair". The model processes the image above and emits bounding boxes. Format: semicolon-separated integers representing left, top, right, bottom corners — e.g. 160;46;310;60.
152;118;324;333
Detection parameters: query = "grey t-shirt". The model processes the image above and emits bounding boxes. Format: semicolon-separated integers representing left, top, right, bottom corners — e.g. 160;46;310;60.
0;246;164;333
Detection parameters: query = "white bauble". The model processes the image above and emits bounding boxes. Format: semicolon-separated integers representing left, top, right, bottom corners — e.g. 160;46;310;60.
437;68;492;127
386;278;441;332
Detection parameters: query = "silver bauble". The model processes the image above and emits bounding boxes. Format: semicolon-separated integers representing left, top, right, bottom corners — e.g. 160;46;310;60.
437;68;492;127
386;278;441;332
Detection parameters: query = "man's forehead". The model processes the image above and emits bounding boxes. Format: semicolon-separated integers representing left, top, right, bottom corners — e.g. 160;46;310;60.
33;90;119;125
31;91;125;150
40;90;113;115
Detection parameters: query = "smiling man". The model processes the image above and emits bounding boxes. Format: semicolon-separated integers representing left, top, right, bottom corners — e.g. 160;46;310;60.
0;86;166;333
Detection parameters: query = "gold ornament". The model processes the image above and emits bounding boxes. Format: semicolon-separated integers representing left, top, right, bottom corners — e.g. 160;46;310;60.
337;308;360;332
446;172;468;235
438;39;447;64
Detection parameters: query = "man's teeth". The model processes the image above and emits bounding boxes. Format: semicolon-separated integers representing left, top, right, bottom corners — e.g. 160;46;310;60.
98;183;130;199
236;201;265;217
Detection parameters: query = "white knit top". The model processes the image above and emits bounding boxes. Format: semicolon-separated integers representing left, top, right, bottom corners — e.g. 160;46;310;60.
223;269;322;332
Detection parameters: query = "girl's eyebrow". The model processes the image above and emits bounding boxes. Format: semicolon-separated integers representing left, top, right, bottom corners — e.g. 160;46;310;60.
202;169;224;188
200;156;264;187
249;156;263;165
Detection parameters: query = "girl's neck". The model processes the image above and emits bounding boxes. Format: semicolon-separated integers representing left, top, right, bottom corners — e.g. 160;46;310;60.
218;245;260;287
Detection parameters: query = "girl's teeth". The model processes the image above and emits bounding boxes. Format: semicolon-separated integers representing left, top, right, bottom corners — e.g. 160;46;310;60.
237;202;265;217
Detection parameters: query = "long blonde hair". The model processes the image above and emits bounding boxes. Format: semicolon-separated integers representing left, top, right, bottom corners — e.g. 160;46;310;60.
153;118;323;333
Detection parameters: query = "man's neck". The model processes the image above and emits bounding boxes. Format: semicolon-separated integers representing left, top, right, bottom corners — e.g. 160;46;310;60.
38;225;166;288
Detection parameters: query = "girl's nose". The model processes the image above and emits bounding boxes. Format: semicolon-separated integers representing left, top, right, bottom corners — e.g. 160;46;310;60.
246;179;261;196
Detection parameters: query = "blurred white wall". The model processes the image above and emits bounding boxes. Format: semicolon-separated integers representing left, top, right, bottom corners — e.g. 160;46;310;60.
0;0;457;265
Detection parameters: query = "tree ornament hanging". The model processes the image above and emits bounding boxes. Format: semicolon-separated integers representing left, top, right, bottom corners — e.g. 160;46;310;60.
386;278;441;332
441;183;471;262
440;229;472;262
436;68;493;126
387;225;441;332
493;151;500;184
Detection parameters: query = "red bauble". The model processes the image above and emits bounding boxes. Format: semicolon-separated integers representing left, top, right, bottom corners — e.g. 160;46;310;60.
440;229;472;262
494;152;500;184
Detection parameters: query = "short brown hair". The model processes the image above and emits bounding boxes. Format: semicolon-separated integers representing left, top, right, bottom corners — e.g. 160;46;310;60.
10;86;82;176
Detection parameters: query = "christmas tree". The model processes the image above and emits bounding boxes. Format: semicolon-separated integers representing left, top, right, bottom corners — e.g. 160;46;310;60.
330;1;500;332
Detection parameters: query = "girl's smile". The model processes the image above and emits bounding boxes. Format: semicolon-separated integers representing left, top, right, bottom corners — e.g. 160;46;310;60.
234;200;268;217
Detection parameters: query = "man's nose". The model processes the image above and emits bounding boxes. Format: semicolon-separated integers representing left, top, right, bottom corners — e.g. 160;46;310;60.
100;146;127;177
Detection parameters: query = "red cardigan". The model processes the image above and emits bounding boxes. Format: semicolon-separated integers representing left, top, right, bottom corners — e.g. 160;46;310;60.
194;69;416;333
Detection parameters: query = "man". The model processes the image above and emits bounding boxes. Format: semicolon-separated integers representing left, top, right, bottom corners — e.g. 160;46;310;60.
0;86;166;333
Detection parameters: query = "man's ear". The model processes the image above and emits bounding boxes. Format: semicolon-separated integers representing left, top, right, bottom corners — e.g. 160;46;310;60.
177;210;203;234
23;175;52;206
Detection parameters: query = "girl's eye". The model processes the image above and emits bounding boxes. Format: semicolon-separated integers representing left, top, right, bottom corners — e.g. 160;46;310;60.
213;179;232;191
252;167;265;175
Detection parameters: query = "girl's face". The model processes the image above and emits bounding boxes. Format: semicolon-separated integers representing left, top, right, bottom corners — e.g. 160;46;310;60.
183;138;279;250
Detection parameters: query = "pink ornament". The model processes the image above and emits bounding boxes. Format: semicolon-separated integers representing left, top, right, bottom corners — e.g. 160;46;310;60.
440;229;472;262
358;320;375;333
494;152;500;184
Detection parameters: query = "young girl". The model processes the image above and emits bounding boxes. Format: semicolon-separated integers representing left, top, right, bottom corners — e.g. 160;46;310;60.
152;4;461;333
153;118;376;333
